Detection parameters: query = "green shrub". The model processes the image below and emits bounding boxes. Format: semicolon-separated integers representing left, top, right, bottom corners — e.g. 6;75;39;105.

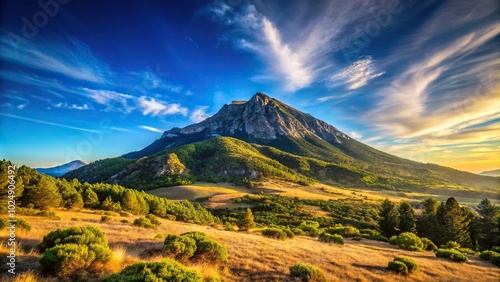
133;217;157;229
480;250;499;261
289;262;327;282
457;248;476;255
292;228;306;236
120;219;129;223
445;241;460;249
282;228;295;239
324;225;360;238
298;221;320;237
146;214;161;226
40;243;112;277
39;226;108;252
421;237;437;251
436;249;468;262
119;211;130;217
180;231;210;243
393;256;418;273
36;211;61;220
38;226;112;278
318;233;344;245
395;232;424;251
492;246;500;253
194;240;228;264
388;260;408;275
261;228;287;240
389;235;398;245
163;235;197;261
102;259;203;282
101;215;112;222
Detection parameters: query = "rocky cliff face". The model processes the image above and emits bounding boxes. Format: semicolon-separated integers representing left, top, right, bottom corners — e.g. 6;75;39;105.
124;92;350;158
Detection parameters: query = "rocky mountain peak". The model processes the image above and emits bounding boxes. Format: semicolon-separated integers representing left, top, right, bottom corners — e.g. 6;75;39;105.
127;92;350;158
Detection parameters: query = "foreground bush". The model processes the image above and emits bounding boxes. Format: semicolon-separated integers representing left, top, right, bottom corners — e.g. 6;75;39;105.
289;263;327;282
163;235;197;261
393;256;418;272
103;259;203;282
39;226;108;252
393;232;424;251
480;250;499;261
318;233;344;245
491;254;500;267
195;240;228;263
133;217;157;229
261;228;287;240
38;226;112;278
360;229;388;242
163;232;228;264
388;260;408;275
436;249;468;262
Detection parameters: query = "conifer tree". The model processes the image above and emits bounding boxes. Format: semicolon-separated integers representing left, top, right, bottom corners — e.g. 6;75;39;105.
473;199;500;250
239;208;256;231
379;198;400;238
398;201;416;233
23;175;61;210
435;197;469;245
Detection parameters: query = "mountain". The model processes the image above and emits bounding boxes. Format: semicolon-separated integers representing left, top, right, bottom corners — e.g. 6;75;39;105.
36;160;86;177
480;169;500;177
66;93;499;192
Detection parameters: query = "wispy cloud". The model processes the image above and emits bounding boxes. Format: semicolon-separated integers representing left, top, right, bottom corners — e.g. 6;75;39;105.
327;57;384;89
84;88;134;113
0;113;99;133
190;106;211;123
0;37;110;83
139;125;164;133
53;102;91;110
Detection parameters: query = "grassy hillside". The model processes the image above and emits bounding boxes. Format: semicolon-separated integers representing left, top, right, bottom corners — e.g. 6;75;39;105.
2;209;499;281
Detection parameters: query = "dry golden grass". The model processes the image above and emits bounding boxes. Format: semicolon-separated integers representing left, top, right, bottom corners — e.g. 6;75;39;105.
1;209;499;281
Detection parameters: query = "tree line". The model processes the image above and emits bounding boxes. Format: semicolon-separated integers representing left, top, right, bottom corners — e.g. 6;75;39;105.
379;197;499;250
0;160;219;225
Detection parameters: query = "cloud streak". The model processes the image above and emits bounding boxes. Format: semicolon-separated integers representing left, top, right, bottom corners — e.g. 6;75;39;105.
0;113;99;133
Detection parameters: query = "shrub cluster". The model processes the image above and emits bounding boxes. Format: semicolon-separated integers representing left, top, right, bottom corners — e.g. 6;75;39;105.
289;262;327;282
163;231;228;264
436;249;468;262
318;233;344;245
390;232;424;251
480;250;500;267
323;224;360;238
0;218;31;231
133;217;159;229
261;228;288;240
103;259;203;282
38;226;112;278
359;229;388;242
388;256;418;275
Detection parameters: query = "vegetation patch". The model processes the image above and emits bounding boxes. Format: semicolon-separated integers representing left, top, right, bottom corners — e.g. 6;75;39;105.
289;262;327;282
261;228;288;240
163;231;228;264
436;249;468;262
318;233;344;245
102;259;203;282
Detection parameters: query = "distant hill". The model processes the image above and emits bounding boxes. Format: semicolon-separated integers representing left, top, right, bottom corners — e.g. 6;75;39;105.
480;169;500;177
65;93;499;192
36;160;86;177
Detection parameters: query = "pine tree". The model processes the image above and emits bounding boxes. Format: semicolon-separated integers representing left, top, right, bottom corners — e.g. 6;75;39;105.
473;199;500;250
435;197;470;246
379;198;400;238
165;153;186;175
121;190;140;213
398;201;416;233
82;187;100;207
417;197;439;243
23;175;61;210
239;208;256;231
101;195;114;210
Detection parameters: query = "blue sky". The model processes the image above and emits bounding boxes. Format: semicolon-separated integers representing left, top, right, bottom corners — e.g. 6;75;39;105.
0;0;499;173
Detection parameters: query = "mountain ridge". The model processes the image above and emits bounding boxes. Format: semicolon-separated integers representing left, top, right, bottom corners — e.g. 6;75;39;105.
66;92;499;192
36;160;86;177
